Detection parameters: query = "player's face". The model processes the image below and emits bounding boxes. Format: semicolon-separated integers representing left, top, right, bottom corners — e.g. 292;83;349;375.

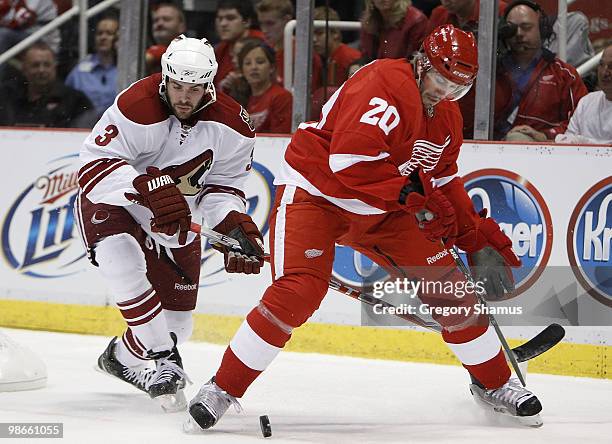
152;6;185;46
95;19;118;54
597;47;612;100
257;11;290;46
420;67;471;107
166;79;207;120
242;47;273;88
216;8;249;42
22;48;57;89
506;5;542;54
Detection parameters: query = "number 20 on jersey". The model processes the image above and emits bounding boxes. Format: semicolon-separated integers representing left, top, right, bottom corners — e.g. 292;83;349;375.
359;97;400;135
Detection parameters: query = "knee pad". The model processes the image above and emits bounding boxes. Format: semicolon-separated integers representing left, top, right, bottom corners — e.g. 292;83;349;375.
95;233;150;301
262;274;329;328
164;310;193;344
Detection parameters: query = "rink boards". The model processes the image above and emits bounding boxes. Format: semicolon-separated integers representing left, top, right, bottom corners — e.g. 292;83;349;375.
0;128;610;379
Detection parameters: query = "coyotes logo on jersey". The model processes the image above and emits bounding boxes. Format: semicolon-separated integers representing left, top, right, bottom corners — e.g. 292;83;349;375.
162;150;214;196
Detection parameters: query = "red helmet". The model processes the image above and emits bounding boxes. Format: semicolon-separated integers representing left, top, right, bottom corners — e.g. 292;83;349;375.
422;24;478;86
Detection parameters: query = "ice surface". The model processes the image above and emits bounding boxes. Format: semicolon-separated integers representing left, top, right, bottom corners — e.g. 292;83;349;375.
1;328;611;443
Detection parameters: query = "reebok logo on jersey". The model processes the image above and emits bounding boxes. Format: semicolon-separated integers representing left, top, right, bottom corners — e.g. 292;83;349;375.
174;282;197;291
426;249;449;264
305;249;324;259
147;175;173;191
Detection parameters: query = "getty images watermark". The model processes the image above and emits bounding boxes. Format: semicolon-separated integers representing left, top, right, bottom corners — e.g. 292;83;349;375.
369;277;524;317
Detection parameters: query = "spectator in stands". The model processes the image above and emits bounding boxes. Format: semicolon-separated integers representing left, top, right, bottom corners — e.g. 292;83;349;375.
555;44;612;145
360;0;428;61
214;0;264;90
310;5;364;122
146;1;186;74
0;41;93;127
493;1;587;141
229;39;292;133
426;0;507;138
427;0;507;34
218;36;261;94
65;13;118;115
255;0;322;90
312;6;361;87
0;0;60;54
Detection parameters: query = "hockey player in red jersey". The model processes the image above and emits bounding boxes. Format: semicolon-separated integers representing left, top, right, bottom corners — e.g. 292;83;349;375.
187;25;543;429
75;35;264;411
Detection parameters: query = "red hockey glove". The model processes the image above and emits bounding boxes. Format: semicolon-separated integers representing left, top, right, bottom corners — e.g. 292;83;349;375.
212;211;264;274
462;215;522;300
125;166;191;245
401;171;457;243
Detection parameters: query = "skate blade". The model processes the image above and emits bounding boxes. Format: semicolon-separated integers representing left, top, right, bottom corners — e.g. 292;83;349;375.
515;413;543;428
470;386;543;428
492;406;543;427
156;389;187;413
182;416;206;434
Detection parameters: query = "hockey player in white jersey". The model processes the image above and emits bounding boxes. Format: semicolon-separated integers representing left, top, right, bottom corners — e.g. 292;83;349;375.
75;35;264;411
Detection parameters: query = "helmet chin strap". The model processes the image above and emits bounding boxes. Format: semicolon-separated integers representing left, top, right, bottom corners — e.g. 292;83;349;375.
192;83;216;114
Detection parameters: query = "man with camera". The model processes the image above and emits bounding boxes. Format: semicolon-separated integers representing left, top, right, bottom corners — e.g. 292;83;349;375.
493;0;587;142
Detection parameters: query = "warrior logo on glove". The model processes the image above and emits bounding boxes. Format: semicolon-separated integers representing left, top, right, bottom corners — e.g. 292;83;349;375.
146;175;174;191
125;166;192;245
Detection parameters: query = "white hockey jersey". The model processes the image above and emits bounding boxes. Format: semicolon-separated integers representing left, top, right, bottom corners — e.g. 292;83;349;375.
78;73;256;248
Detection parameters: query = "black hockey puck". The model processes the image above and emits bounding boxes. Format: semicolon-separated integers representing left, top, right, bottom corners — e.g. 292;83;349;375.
259;415;272;438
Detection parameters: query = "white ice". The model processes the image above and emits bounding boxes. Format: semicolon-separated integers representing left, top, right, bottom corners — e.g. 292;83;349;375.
1;328;611;444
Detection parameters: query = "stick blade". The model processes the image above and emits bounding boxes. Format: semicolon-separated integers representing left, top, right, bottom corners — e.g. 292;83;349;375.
513;324;565;362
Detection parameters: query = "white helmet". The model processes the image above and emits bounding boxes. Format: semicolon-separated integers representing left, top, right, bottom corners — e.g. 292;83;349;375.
160;35;218;111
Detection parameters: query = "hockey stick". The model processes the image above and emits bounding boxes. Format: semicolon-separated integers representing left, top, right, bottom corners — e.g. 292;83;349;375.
415;210;563;385
191;222;564;363
195;225;440;330
447;245;527;386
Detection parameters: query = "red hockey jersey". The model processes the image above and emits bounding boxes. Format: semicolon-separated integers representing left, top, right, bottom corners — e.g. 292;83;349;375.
276;58;465;216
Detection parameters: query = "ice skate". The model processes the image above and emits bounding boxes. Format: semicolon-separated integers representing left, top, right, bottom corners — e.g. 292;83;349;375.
96;337;155;393
183;377;242;432
146;333;191;412
470;376;543;427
